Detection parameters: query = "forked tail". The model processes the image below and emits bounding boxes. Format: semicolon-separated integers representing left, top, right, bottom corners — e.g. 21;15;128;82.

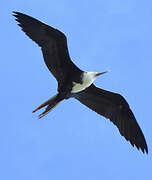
32;93;64;119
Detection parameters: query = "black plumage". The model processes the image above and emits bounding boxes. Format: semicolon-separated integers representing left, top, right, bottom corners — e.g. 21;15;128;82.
13;12;148;154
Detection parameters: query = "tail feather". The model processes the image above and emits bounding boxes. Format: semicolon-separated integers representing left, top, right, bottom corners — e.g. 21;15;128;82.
32;93;63;118
32;94;57;113
38;100;61;119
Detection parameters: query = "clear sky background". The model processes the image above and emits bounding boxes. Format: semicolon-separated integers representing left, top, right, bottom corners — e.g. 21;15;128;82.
1;0;152;179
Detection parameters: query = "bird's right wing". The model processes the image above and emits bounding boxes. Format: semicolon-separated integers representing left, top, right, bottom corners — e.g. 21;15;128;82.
73;84;148;153
13;12;81;84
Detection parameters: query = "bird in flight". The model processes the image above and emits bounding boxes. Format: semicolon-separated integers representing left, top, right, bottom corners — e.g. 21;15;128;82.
13;12;148;154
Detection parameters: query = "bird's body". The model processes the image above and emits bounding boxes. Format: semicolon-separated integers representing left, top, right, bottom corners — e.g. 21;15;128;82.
72;72;108;93
13;12;148;153
72;72;95;93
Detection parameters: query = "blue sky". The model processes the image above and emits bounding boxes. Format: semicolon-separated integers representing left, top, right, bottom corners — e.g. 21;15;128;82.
1;0;152;179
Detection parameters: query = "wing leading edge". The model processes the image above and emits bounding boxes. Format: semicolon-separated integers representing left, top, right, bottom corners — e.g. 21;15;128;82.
13;11;81;85
74;84;148;153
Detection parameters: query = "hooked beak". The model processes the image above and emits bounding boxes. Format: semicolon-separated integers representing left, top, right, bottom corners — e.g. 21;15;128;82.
95;70;110;77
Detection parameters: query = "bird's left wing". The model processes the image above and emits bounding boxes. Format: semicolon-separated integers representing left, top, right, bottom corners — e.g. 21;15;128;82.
13;12;80;84
73;84;148;153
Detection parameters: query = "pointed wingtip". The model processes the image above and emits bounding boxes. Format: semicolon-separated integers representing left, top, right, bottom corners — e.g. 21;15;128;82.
144;146;148;154
12;11;19;16
141;148;148;154
133;139;148;154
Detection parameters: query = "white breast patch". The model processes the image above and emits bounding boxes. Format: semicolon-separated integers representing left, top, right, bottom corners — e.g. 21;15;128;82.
71;72;96;93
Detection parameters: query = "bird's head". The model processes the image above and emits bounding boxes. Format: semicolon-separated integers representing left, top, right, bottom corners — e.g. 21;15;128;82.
84;70;110;84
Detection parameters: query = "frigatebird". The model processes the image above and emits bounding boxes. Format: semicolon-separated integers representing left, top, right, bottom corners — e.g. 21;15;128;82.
13;11;148;153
